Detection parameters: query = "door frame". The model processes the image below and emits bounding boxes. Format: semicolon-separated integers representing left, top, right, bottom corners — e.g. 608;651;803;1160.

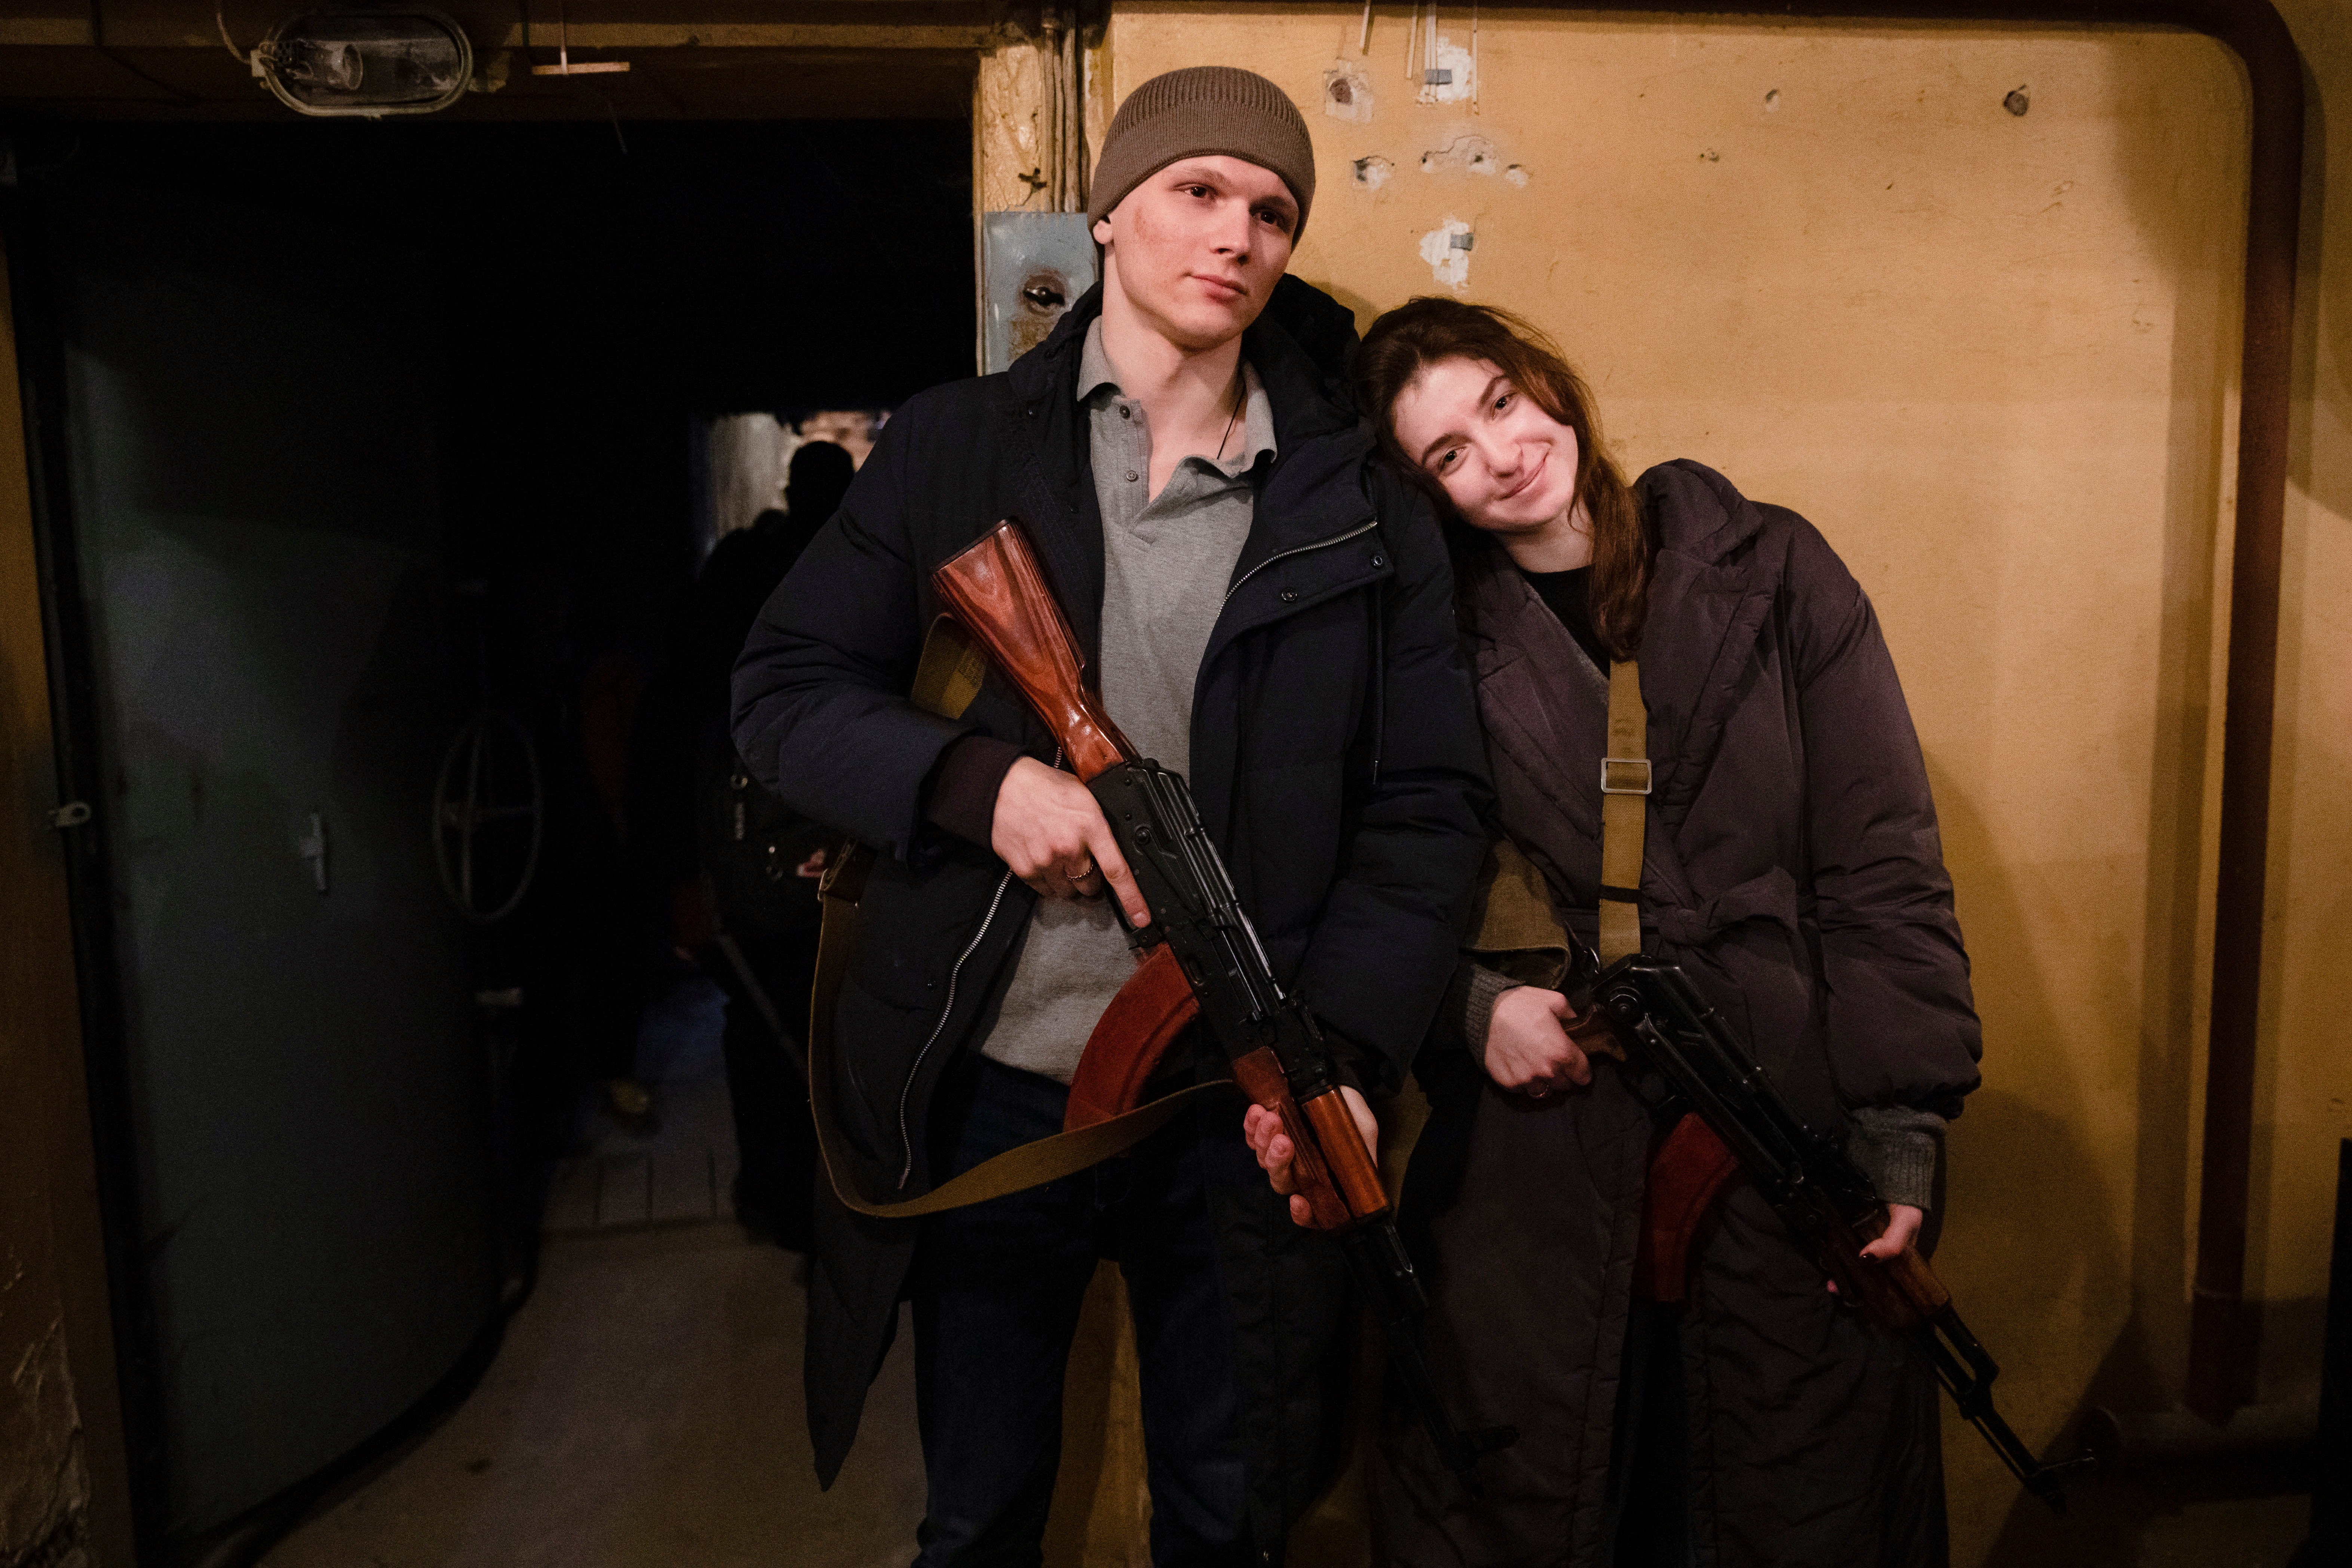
0;189;144;1567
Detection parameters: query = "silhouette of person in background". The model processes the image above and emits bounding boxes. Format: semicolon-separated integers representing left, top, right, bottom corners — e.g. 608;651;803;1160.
635;437;858;1247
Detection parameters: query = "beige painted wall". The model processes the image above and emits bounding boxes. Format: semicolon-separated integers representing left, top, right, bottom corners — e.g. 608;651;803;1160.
2262;0;2352;1449
999;3;2348;1562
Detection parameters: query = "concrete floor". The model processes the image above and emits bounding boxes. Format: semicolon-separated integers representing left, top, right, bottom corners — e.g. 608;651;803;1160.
260;979;927;1568
258;1223;923;1568
547;979;745;1235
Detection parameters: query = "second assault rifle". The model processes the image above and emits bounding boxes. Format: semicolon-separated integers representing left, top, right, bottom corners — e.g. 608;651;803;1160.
931;518;1515;1493
1561;951;2092;1510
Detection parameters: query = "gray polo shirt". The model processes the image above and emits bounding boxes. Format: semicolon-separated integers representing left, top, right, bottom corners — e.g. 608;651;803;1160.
980;319;1278;1082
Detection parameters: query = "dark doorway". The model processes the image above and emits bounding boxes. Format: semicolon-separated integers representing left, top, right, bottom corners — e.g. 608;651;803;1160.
11;116;972;1558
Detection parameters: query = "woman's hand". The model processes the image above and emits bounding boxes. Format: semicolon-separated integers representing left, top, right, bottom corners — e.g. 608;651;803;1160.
1482;986;1592;1099
990;757;1152;928
1827;1204;1926;1297
1241;1088;1379;1228
1859;1203;1924;1262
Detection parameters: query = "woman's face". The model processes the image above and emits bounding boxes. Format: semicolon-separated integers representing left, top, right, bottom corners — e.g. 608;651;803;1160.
1387;356;1580;538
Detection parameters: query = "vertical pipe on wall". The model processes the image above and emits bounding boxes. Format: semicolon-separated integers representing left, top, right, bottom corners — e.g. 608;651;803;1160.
1062;17;1085;212
1042;4;1086;215
1039;10;1063;211
2175;0;2305;1426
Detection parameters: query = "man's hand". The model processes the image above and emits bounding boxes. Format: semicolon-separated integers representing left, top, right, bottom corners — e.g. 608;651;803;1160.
1482;986;1592;1099
1241;1087;1379;1228
991;756;1152;929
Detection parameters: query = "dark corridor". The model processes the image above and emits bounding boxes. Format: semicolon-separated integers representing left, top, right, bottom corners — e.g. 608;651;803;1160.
18;116;975;639
10;117;971;1559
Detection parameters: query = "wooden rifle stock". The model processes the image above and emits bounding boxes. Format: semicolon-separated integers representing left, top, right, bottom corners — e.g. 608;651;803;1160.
931;519;1134;782
1228;1047;1390;1231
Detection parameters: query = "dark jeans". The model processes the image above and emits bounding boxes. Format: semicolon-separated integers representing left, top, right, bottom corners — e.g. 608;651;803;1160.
910;1056;1252;1568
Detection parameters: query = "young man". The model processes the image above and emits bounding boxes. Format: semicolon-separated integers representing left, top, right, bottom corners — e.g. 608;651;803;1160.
733;67;1488;1565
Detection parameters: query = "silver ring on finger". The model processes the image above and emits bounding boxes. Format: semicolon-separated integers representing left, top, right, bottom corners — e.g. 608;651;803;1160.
1527;1085;1548;1099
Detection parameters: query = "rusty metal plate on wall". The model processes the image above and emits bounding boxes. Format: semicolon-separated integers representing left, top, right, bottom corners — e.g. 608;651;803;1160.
982;211;1097;374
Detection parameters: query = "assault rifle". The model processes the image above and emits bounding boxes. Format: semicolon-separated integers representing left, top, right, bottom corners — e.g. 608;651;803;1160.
1562;951;2092;1510
932;518;1515;1494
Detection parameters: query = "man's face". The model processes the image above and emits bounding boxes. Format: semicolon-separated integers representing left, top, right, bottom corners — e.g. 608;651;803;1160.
1093;156;1298;352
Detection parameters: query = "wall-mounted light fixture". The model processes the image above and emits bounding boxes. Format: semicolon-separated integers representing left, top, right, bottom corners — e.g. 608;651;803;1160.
226;7;473;118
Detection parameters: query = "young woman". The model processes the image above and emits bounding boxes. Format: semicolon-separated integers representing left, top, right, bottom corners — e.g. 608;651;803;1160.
1263;298;1984;1566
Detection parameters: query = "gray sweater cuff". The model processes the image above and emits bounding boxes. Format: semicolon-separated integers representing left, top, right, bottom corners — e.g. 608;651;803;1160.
1848;1105;1946;1211
1454;963;1519;1065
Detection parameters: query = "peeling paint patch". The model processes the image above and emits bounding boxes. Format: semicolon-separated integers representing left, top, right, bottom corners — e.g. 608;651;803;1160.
1421;134;1500;177
1504;163;1530;187
1353;155;1393;191
1419;218;1474;288
1322;60;1373;123
1417;34;1474;105
1764;88;1781;111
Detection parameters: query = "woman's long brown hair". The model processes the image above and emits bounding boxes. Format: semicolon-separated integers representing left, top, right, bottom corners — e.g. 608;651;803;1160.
1353;297;1650;657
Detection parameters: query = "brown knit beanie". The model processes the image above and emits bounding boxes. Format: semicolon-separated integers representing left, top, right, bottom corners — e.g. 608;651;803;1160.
1087;67;1316;242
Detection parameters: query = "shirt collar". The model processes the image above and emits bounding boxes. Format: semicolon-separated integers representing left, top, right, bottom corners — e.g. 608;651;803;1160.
1078;318;1279;478
1077;316;1121;404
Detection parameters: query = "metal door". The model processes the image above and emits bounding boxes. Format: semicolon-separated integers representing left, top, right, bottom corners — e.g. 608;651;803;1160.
38;176;496;1540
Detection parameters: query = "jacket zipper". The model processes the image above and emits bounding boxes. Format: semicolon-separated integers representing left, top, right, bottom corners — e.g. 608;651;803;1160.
896;865;1014;1190
1223;518;1380;604
893;739;1063;1191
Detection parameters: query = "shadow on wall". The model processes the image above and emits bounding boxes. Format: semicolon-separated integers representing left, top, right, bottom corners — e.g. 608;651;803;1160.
1928;754;2310;1562
2270;18;2352;1400
1926;755;2133;1547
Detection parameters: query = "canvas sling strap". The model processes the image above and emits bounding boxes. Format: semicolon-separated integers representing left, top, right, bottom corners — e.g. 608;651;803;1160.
1595;657;1745;1300
1598;659;1650;964
805;616;1229;1221
1457;665;1738;1303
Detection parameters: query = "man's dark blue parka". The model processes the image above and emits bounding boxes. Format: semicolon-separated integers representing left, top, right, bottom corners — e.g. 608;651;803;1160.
730;279;1490;1537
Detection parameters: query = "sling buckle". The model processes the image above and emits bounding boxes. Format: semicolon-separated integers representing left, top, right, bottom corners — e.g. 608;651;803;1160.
1601;757;1653;796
